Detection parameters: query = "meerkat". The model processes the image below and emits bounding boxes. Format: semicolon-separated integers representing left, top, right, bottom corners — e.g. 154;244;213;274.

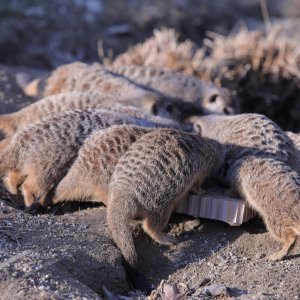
286;131;300;173
0;91;184;137
24;61;140;98
107;64;239;115
0;109;180;210
194;114;300;260
21;62;237;119
52;125;153;206
106;129;223;290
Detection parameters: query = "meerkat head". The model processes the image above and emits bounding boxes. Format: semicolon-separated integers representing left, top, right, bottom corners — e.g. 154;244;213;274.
152;97;203;121
202;84;239;116
193;114;226;139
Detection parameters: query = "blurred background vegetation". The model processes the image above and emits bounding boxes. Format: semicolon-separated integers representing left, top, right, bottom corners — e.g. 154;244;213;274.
1;0;299;69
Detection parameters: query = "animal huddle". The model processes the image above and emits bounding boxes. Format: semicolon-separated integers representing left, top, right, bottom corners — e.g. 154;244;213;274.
1;62;300;293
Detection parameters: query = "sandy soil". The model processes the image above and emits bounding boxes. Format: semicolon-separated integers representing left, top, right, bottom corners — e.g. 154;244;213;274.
0;66;299;300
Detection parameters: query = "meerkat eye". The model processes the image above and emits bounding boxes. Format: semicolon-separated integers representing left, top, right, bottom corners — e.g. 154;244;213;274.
209;94;218;103
165;104;174;113
152;104;158;115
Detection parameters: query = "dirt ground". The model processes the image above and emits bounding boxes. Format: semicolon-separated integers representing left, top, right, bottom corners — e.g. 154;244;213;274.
0;66;298;300
0;1;300;299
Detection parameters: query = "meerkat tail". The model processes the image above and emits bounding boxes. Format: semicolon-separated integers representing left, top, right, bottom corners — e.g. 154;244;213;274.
106;192;151;292
107;194;138;267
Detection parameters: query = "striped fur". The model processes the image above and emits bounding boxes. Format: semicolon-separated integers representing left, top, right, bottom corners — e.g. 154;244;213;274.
53;125;153;205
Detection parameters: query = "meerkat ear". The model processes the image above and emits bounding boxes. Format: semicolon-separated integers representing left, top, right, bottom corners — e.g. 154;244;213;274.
141;94;157;113
194;123;202;134
22;78;41;97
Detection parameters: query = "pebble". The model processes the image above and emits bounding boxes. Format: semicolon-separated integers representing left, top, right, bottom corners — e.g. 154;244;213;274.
255;253;265;259
38;285;45;290
183;219;201;232
202;284;229;297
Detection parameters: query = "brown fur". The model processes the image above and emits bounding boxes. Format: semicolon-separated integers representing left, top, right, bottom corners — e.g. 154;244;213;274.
286;131;300;173
106;129;223;271
194;114;300;260
0;108;180;208
0;91;181;137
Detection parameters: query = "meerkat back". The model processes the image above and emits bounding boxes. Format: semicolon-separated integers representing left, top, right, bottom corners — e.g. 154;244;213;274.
106;129;223;291
194;113;296;166
53;125;154;206
0;91;182;137
40;62;148;99
0;91;111;136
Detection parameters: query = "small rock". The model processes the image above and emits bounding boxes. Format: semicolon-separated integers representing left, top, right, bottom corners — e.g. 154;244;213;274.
202;284;230;297
255;253;265;259
183;219;201;232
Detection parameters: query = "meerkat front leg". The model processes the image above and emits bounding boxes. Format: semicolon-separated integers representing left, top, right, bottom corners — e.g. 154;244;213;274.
268;228;297;261
3;170;24;194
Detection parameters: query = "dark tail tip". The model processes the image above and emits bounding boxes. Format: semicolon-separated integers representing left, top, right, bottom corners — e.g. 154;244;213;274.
123;260;152;295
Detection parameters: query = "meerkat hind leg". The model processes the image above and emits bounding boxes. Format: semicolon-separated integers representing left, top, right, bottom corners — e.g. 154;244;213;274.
21;176;41;209
143;211;178;245
268;228;296;261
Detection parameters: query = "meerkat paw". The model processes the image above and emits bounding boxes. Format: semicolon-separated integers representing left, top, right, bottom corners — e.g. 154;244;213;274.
267;231;295;261
154;233;178;246
268;251;285;261
143;217;178;246
3;170;24;195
